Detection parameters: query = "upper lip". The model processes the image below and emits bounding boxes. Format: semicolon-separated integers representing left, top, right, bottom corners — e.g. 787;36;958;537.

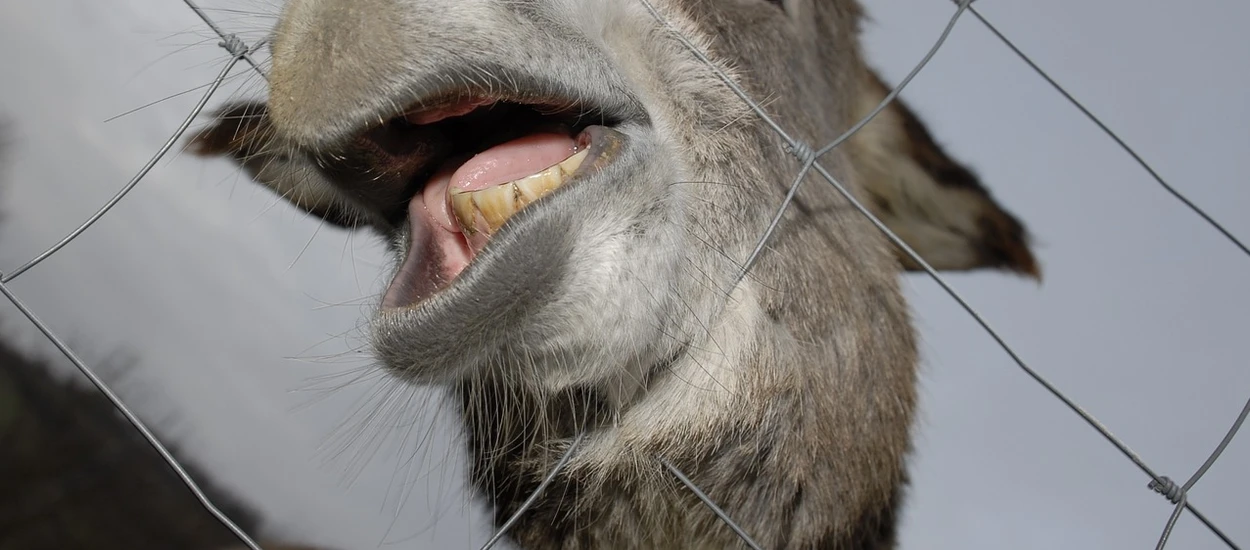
307;79;641;228
290;66;649;152
309;73;641;309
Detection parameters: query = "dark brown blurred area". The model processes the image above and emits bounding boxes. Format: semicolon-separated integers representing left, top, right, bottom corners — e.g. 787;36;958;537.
0;338;267;550
0;126;330;550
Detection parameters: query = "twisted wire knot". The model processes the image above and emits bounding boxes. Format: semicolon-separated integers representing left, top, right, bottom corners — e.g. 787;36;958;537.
1149;476;1185;505
218;34;248;58
786;141;817;168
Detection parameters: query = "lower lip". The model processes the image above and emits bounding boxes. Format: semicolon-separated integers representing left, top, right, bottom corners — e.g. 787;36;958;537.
382;125;622;311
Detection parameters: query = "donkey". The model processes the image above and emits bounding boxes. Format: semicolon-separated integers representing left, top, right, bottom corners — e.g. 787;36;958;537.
191;0;1036;548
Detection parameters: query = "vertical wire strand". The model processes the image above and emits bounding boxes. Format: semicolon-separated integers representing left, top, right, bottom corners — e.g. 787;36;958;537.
1157;495;1189;550
1182;397;1250;498
807;156;1238;550
18;1;1235;548
1154;394;1250;549
961;5;1249;548
480;432;587;550
638;0;1241;547
739;0;972;280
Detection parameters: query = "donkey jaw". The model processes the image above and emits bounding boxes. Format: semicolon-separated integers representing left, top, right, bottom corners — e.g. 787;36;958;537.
381;126;625;310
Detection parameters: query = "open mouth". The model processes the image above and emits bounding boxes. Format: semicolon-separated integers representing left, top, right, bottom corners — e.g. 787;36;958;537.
358;97;623;310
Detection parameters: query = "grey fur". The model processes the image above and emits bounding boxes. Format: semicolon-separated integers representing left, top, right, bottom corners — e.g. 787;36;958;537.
190;1;1036;548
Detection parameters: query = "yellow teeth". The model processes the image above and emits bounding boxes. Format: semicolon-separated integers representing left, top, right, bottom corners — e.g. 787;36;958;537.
450;148;589;237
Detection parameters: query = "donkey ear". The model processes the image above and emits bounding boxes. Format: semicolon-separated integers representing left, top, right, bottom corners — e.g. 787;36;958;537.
188;102;366;229
847;67;1040;279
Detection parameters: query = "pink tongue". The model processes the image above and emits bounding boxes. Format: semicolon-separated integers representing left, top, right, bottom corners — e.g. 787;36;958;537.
449;133;578;193
386;132;578;309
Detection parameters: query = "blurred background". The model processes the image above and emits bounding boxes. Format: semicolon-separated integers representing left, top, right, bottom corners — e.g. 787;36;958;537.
0;0;1246;548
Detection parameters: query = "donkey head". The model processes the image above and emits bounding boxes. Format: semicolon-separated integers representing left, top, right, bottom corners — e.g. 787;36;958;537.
191;1;1035;547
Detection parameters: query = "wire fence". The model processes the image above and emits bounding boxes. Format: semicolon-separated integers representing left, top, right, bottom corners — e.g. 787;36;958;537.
0;0;1245;549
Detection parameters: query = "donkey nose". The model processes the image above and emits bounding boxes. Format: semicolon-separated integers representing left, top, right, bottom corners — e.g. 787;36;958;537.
267;0;418;149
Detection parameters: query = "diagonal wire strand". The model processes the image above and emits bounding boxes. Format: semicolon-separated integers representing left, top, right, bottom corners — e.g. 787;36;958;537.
1152;392;1250;549
103;36;268;125
480;432;586;550
965;4;1249;261
1;56;240;284
739;0;971;281
0;282;263;550
810;159;1229;550
21;0;1234;548
1182;397;1250;499
0;9;269;548
638;0;1241;548
961;5;1249;548
181;0;269;80
661;458;765;550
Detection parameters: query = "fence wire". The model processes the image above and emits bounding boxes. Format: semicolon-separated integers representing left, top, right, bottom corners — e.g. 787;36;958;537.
0;1;1245;549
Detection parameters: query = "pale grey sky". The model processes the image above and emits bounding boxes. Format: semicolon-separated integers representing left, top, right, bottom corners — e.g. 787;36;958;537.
0;0;1245;549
